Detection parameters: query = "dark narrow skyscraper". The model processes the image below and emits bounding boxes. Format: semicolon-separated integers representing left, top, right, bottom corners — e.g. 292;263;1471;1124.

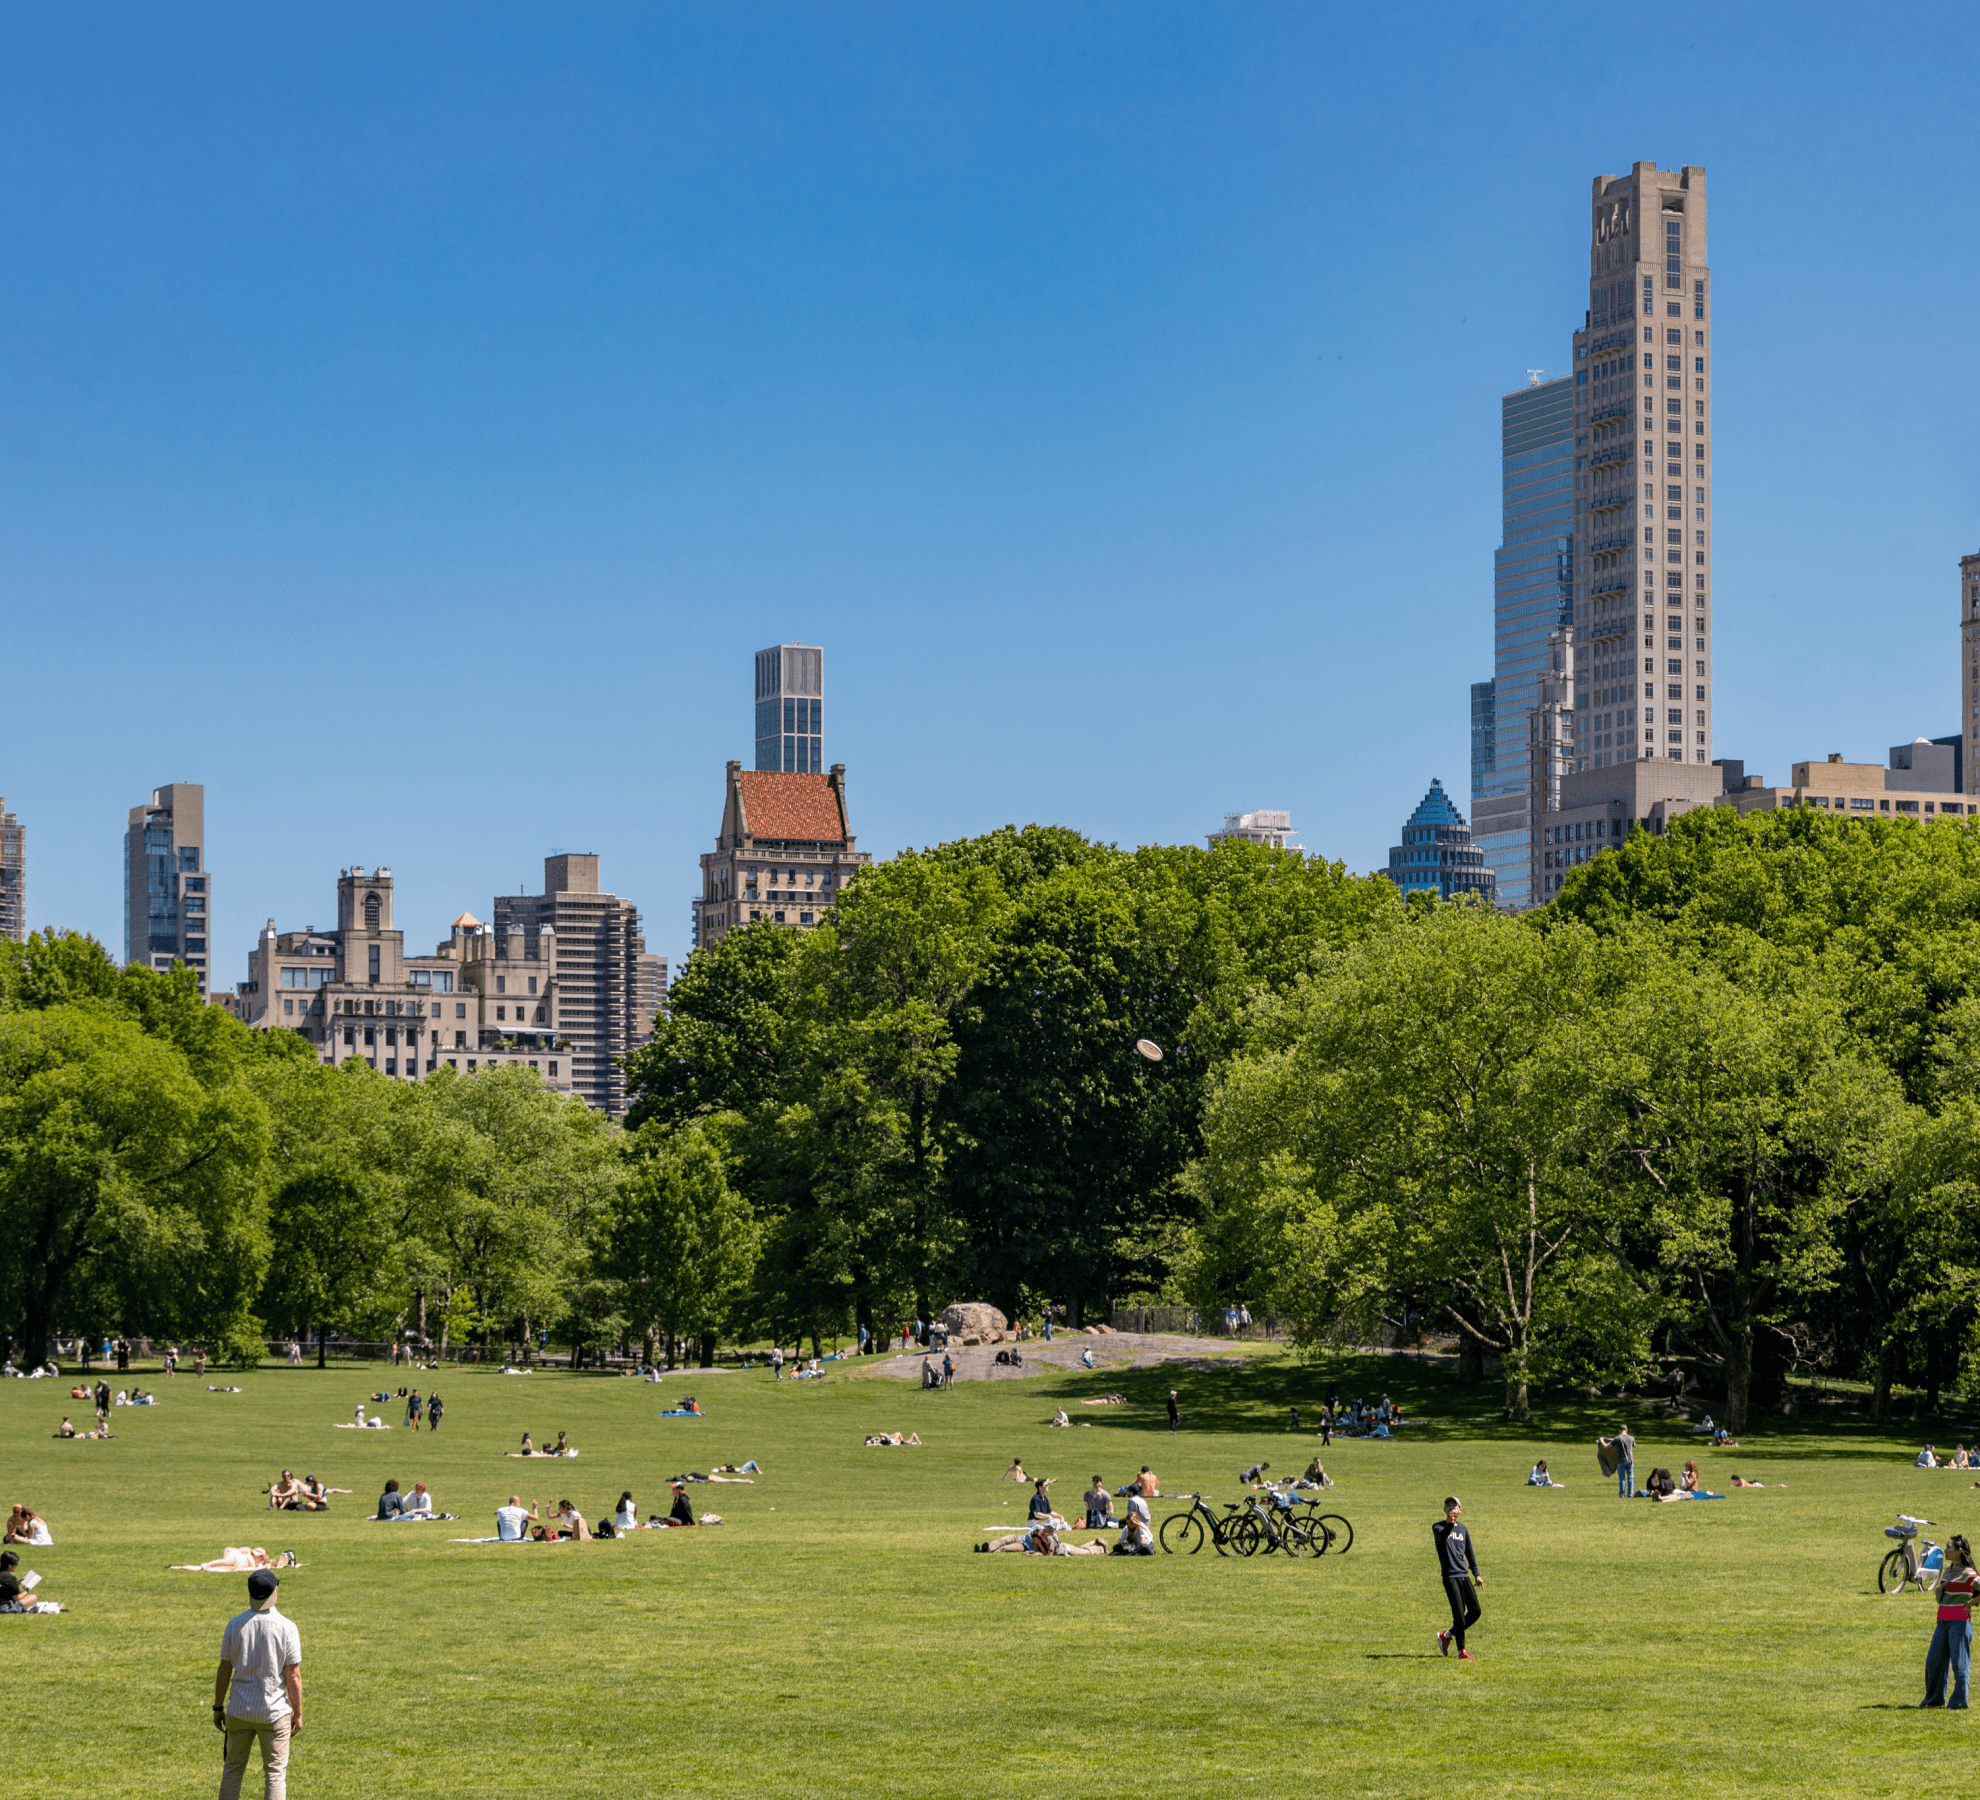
754;644;824;773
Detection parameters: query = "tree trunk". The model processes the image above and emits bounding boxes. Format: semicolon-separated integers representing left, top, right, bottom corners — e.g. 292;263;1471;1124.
315;1320;327;1370
1456;1338;1484;1385
1725;1324;1754;1435
1872;1339;1894;1422
1926;1326;1944;1416
699;1331;716;1369
642;1326;657;1369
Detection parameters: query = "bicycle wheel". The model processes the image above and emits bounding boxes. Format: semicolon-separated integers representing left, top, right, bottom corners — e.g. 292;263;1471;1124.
1288;1516;1328;1558
1878;1547;1910;1594
1229;1515;1265;1558
1313;1513;1354;1554
1159;1511;1204;1555
1212;1507;1242;1557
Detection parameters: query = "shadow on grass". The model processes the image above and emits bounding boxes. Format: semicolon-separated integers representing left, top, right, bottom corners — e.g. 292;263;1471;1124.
1017;1350;1955;1465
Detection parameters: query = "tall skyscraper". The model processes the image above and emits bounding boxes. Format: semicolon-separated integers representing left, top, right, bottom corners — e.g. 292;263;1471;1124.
1962;552;1980;794
754;643;824;773
0;799;22;943
1471;376;1576;910
123;783;210;994
1572;163;1712;771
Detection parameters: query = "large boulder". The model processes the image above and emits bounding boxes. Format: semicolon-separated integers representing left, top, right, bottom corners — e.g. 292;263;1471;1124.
941;1302;1007;1342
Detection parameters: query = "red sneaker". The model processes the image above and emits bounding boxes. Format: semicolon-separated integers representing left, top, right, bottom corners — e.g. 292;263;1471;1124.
1457;1650;1476;1661
1438;1630;1451;1656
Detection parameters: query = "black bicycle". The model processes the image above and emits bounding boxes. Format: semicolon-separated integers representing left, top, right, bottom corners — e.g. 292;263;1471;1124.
1158;1492;1247;1556
1274;1492;1354;1555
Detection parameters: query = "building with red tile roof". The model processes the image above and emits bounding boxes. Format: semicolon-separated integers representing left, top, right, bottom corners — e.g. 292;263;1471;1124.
694;760;871;951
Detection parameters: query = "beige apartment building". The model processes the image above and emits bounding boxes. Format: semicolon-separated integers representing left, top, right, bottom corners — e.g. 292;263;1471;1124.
694;762;871;951
226;867;575;1092
1572;162;1713;773
1721;746;1974;821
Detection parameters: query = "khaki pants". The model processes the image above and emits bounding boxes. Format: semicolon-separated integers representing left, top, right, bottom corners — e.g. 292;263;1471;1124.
218;1715;292;1800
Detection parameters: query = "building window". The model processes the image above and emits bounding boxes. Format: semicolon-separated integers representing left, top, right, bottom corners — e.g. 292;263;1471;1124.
386;1059;397;1075
364;892;380;930
528;976;537;994
364;1027;375;1045
496;1006;506;1021
368;945;380;982
549;1061;558;1076
496;976;505;993
456;1003;467;1018
283;998;294;1015
455;1031;466;1049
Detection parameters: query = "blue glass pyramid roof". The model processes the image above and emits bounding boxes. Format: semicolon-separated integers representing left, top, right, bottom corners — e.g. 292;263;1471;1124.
1404;779;1467;832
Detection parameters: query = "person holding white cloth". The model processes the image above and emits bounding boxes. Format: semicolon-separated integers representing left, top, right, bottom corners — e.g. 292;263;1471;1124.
212;1567;302;1800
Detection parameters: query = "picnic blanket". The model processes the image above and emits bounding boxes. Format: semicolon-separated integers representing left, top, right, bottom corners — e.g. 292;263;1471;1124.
1596;1439;1620;1478
658;1410;703;1418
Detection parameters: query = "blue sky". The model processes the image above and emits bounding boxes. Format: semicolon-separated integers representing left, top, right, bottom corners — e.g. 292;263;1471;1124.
5;3;1978;974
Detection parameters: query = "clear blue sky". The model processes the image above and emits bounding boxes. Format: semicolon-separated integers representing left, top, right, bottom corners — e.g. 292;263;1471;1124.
5;3;1978;975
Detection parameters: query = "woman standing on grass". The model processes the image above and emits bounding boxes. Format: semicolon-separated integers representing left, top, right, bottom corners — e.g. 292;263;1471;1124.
1923;1533;1977;1709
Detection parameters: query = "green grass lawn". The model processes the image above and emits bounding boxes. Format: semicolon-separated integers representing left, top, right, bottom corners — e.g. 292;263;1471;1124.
5;1347;1978;1796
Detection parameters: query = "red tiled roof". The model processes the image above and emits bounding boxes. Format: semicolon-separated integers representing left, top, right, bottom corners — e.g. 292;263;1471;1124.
737;772;846;842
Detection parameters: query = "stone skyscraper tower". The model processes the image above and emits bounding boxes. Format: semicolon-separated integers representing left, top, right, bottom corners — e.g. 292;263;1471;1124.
1570;162;1712;772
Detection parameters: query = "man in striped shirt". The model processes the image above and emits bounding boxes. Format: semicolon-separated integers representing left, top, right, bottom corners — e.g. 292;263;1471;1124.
1923;1532;1976;1710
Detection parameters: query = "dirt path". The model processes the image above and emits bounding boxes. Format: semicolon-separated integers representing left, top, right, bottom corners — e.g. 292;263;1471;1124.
853;1331;1255;1383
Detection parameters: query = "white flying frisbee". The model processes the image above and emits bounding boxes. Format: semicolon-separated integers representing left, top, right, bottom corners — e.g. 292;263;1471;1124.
1135;1039;1164;1062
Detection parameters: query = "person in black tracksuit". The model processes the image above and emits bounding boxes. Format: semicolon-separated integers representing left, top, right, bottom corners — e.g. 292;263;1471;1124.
1433;1497;1483;1658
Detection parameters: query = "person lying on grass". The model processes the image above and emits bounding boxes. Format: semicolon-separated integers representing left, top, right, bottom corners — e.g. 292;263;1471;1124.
863;1432;920;1446
1079;1394;1127;1405
170;1548;299;1572
1730;1475;1786;1488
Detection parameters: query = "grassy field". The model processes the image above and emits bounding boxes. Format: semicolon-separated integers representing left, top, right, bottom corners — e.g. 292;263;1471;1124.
5;1345;1977;1797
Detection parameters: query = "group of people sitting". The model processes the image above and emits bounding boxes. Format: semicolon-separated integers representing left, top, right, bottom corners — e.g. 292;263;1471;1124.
266;1472;351;1511
862;1432;920;1446
1689;1415;1738;1446
978;1474;1156;1556
1643;1462;1724;1500
54;1418;114;1440
1917;1443;1980;1469
373;1480;454;1521
3;1507;51;1547
0;1360;60;1379
510;1431;579;1457
493;1483;704;1540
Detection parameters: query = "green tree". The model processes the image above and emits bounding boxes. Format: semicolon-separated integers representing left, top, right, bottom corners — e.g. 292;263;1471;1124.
0;1004;271;1361
610;1121;758;1365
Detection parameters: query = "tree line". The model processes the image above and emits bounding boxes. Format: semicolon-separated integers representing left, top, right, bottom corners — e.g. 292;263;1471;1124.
6;808;1980;1430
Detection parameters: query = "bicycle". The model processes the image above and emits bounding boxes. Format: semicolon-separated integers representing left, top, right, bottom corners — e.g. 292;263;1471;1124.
1158;1492;1247;1556
1272;1490;1355;1556
1880;1515;1943;1595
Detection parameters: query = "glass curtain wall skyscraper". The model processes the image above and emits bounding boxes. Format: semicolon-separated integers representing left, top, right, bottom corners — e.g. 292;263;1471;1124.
1471;378;1575;909
754;644;824;773
123;782;210;995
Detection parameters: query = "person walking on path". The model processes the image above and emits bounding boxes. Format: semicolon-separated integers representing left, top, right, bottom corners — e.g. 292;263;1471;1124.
1167;1390;1180;1435
425;1392;443;1434
1600;1425;1636;1498
1320;1404;1332;1447
1434;1496;1484;1661
213;1567;302;1800
1924;1533;1978;1709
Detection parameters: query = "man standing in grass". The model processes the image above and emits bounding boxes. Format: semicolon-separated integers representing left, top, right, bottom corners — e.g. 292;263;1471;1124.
1434;1496;1483;1661
213;1567;301;1799
1601;1424;1636;1498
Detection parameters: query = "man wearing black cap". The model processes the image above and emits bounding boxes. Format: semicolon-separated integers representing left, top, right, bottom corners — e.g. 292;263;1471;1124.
213;1567;302;1799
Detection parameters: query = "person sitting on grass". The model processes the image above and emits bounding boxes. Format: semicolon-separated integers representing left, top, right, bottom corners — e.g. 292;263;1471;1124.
1027;1478;1060;1524
1083;1477;1115;1529
1002;1459;1028;1483
376;1480;405;1521
0;1549;63;1613
55;1419;75;1439
268;1472;307;1512
518;1432;535;1457
1111;1515;1154;1555
614;1492;640;1532
1050;1409;1071;1428
495;1497;538;1541
554;1500;590;1541
681;1398;703;1417
1241;1462;1272;1488
1645;1466;1678;1498
1135;1467;1159;1498
302;1478;348;1508
403;1482;434;1518
1919;1444;1942;1468
1527;1461;1561;1487
1294;1458;1332;1491
665;1482;697;1528
552;1432;572;1456
1712;1428;1738;1448
4;1506;50;1546
1681;1461;1701;1492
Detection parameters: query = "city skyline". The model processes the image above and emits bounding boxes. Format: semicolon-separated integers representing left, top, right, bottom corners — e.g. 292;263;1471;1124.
4;10;1979;971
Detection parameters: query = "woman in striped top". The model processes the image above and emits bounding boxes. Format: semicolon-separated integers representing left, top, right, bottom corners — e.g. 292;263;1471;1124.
1923;1533;1977;1710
